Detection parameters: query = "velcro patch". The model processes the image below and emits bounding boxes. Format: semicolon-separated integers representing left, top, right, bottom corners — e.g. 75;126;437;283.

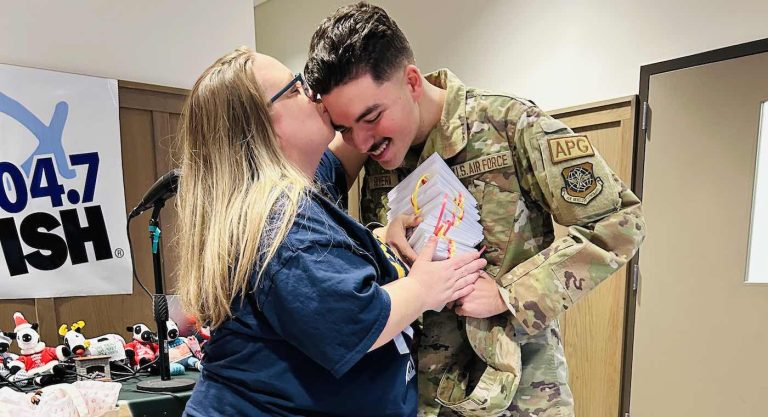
561;162;603;205
548;135;594;164
450;151;513;179
367;173;399;189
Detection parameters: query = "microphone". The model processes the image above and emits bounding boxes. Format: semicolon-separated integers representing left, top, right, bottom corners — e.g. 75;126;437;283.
128;170;180;219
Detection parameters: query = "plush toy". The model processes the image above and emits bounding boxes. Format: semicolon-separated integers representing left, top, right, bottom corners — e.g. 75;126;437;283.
0;329;30;386
196;323;211;345
58;321;127;362
124;323;159;371
59;321;90;357
0;329;14;370
165;320;203;375
9;312;70;386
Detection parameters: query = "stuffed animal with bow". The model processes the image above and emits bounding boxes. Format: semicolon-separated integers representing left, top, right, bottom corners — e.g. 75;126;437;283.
59;321;127;362
9;312;70;386
124;323;159;371
166;319;203;375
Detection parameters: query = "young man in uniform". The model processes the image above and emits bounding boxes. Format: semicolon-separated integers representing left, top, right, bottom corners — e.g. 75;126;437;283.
305;3;645;416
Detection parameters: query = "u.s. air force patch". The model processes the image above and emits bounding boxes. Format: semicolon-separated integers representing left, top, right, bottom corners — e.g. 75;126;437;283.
450;151;513;179
561;162;603;205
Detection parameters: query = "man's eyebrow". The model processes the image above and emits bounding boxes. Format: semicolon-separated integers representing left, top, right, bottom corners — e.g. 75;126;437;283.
355;104;381;123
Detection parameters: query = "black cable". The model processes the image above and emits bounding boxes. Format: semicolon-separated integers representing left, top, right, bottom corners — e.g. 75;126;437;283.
0;371;24;392
0;373;44;393
136;358;158;372
64;368;99;381
111;357;165;383
111;373;142;383
111;362;135;374
127;217;153;299
63;362;148;384
110;374;136;382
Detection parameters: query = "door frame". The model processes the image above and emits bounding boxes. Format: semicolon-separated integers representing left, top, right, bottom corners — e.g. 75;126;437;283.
626;37;768;416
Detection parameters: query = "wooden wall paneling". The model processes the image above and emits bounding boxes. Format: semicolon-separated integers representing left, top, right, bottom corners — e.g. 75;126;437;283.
54;107;158;339
548;96;636;417
150;110;181;292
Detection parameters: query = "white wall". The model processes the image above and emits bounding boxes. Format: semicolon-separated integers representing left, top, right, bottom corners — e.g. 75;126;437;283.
255;0;768;110
0;1;256;89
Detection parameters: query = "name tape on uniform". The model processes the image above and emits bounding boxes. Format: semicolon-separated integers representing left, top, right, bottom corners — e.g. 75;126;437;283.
367;172;400;189
450;151;513;179
547;135;594;164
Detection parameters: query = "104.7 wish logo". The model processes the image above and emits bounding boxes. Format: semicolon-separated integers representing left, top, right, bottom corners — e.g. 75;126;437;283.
0;91;116;277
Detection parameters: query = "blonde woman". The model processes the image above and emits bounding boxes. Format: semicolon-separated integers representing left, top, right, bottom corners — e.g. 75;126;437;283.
176;47;485;417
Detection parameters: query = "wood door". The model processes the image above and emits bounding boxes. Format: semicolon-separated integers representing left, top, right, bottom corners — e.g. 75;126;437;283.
0;81;187;347
549;96;638;417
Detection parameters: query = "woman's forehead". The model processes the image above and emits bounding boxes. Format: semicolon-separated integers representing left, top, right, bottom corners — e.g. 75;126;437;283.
252;53;293;97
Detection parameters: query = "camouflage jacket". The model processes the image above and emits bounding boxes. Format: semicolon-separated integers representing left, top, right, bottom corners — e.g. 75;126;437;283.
360;69;645;415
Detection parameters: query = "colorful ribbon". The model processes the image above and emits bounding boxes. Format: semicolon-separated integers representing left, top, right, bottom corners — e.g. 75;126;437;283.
410;174;431;215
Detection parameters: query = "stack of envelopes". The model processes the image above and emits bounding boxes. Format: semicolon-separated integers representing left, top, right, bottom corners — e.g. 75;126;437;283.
386;153;484;261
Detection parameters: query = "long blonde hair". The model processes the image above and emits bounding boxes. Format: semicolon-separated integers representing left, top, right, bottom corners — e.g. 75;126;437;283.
175;47;310;328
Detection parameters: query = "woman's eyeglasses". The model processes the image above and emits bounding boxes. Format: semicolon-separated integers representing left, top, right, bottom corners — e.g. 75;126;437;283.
270;73;319;103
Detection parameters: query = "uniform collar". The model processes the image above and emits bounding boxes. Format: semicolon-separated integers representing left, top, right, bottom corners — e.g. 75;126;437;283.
416;69;468;163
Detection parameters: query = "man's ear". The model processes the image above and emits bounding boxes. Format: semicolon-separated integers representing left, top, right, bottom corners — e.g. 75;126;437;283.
403;64;424;101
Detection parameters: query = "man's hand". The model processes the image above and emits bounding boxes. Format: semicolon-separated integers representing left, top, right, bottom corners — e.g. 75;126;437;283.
373;214;422;265
454;271;508;318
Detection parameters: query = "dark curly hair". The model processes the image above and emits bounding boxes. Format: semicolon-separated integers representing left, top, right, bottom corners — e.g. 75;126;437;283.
304;2;414;96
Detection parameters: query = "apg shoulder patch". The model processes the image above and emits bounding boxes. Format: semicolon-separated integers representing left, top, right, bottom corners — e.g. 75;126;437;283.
561;162;603;205
548;135;595;164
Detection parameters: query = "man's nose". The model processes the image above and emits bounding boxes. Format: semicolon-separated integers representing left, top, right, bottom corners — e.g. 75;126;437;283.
350;129;374;153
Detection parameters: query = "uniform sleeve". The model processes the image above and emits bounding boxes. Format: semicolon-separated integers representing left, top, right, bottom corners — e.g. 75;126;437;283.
499;106;646;335
315;149;349;209
259;244;391;378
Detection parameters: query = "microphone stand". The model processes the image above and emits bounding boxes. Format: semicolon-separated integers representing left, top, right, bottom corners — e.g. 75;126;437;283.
136;200;195;392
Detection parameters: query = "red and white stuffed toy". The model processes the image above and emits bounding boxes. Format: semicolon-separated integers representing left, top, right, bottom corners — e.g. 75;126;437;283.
10;312;70;376
124;323;159;371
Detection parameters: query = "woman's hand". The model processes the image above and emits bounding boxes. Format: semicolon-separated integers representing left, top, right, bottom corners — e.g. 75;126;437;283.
372;214;422;265
407;236;487;312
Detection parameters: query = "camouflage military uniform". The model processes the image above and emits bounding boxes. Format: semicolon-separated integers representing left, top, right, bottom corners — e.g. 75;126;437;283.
360;70;646;417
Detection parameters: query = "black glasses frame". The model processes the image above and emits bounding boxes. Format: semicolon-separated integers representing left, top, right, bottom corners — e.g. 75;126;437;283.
269;73;318;103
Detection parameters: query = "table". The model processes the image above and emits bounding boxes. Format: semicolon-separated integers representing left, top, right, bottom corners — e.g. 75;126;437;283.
115;372;200;417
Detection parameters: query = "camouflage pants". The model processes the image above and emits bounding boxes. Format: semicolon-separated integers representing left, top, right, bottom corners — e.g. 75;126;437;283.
419;319;573;417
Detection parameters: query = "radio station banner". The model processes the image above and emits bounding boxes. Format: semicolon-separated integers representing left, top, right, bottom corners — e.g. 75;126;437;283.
0;63;131;298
